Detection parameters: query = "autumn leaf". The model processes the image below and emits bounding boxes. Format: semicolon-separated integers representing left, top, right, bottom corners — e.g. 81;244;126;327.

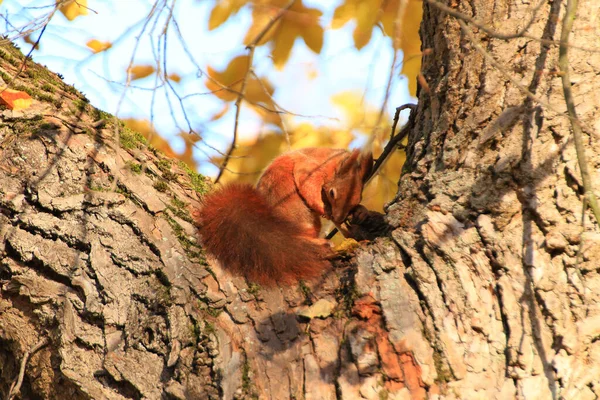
333;0;422;95
86;39;112;53
0;88;33;111
24;34;40;50
167;73;181;83
333;0;379;49
209;103;230;121
206;56;275;108
58;0;88;21
208;0;248;30
205;56;282;127
244;0;324;68
127;65;155;81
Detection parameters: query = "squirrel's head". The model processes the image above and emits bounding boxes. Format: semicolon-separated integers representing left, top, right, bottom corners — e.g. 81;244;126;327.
322;149;372;224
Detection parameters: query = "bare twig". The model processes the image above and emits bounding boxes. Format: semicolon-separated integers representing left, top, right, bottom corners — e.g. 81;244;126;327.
7;338;49;400
0;6;56;97
113;0;163;149
372;0;409;142
367;104;416;185
326;103;417;239
215;0;296;184
558;0;600;225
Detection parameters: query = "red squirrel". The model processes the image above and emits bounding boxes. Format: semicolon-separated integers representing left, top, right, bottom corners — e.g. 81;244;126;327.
197;147;372;286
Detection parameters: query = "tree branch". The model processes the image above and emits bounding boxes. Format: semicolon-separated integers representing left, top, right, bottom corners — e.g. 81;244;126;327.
215;0;296;184
7;338;49;400
558;0;600;225
326;103;416;240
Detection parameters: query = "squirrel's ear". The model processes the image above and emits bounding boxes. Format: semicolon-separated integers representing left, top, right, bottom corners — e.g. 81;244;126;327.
338;149;360;175
359;151;373;182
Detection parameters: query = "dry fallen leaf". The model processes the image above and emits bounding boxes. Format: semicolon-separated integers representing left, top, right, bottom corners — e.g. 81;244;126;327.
0;88;33;111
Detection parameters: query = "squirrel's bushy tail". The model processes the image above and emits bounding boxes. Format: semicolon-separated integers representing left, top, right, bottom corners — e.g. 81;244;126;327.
197;183;332;285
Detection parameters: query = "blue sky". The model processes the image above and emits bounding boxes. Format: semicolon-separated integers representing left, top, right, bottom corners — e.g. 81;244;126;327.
1;0;412;176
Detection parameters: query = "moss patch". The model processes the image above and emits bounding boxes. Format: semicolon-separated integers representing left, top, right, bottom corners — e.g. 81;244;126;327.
153;180;169;193
178;161;210;195
163;212;206;263
120;126;148;150
127;161;143;174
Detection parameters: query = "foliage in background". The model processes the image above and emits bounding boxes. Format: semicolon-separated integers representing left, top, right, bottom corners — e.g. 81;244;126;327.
3;0;423;213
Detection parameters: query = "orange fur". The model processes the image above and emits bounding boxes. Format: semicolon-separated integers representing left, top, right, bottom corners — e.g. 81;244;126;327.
197;148;372;286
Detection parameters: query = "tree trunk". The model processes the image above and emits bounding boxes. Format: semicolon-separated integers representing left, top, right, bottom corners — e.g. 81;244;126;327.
1;0;600;398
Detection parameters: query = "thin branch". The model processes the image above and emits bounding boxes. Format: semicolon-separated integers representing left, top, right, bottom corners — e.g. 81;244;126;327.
214;0;296;184
249;70;291;147
326;104;417;239
371;0;408;144
7;338;49;400
558;0;600;225
366;104;416;186
0;6;56;96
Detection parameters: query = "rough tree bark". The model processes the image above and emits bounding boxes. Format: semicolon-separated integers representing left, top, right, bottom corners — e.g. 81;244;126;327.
1;0;600;398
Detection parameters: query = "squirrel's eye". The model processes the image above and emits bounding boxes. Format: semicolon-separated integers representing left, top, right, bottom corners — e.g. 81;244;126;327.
329;188;336;199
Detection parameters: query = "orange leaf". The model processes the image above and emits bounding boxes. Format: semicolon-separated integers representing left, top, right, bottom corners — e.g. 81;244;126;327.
209;103;230;121
0;88;33;111
24;34;40;50
86;39;112;53
127;65;155;81
58;0;88;21
167;73;181;83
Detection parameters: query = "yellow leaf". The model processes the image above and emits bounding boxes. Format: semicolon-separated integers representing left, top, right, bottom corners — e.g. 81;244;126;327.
208;0;248;30
209;103;230;121
210;56;250;86
332;0;422;53
272;24;297;68
332;2;354;29
302;24;323;53
206;56;276;107
353;1;379;49
58;0;88;21
331;91;366;128
86;39;112;53
127;65;155;81
167;73;181;83
244;0;324;68
243;5;280;46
